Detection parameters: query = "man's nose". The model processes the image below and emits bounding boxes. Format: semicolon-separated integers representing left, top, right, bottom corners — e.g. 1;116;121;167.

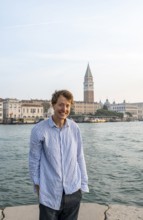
62;105;67;111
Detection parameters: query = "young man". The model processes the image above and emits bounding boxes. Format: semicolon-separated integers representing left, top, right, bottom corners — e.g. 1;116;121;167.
29;90;89;220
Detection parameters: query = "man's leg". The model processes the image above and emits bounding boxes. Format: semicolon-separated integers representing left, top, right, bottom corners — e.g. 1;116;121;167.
39;204;59;220
59;189;82;220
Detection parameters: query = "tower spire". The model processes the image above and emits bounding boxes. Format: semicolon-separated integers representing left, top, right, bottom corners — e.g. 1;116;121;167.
83;64;94;103
85;63;93;78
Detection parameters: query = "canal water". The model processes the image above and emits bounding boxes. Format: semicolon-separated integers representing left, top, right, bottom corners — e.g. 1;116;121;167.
0;121;143;208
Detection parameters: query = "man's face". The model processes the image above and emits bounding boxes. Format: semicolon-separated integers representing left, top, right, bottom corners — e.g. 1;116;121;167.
53;95;71;120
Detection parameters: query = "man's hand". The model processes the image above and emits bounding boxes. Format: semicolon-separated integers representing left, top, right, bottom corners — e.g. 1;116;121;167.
35;185;39;196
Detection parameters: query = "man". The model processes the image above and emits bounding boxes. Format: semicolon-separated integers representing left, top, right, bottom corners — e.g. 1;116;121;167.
29;90;89;220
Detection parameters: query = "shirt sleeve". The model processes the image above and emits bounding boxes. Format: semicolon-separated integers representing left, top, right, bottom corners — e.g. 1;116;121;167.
29;125;43;187
77;127;89;193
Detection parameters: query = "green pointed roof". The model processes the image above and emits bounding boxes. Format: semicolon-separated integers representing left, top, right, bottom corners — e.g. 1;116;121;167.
85;64;93;78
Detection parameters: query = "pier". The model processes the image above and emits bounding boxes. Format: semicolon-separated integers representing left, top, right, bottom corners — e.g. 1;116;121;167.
1;203;143;220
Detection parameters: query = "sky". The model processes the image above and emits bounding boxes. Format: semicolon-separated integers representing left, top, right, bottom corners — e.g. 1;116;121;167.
0;0;143;103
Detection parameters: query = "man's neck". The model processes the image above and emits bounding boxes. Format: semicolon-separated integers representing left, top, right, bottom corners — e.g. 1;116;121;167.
52;116;66;128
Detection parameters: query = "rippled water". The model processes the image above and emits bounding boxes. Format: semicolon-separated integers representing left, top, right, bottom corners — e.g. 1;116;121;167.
0;122;143;208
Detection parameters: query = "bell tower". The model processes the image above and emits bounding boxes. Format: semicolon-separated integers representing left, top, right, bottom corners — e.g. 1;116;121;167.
84;64;94;103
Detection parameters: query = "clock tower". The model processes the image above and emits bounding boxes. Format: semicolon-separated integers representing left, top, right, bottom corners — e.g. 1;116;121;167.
84;64;94;103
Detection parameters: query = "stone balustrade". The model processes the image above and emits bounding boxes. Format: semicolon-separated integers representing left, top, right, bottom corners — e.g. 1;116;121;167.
0;203;143;220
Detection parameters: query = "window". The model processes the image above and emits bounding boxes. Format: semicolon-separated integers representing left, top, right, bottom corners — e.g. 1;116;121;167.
31;109;36;113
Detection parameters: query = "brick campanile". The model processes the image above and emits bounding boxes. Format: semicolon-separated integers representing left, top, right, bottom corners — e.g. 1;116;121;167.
83;64;94;103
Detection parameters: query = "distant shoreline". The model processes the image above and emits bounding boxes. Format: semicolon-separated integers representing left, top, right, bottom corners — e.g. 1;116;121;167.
0;120;143;125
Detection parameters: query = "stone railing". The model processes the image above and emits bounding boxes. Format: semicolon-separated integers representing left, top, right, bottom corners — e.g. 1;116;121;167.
0;203;143;220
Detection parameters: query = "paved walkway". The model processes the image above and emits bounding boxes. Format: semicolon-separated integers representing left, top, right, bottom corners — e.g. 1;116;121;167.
0;203;143;220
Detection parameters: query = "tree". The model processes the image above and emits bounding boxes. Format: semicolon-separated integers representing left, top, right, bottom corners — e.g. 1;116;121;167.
103;105;108;110
125;112;132;117
69;106;75;115
42;102;51;113
94;109;123;119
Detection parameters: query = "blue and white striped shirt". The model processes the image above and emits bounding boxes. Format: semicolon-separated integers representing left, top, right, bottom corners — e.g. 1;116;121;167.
29;116;89;210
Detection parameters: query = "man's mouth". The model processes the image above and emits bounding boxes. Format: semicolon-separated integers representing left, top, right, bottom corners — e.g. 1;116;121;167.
59;112;67;115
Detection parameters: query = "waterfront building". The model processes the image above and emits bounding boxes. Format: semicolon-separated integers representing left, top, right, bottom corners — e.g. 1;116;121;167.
108;100;138;119
21;103;44;123
3;99;21;123
21;99;50;118
3;99;44;123
74;101;101;115
0;98;3;123
84;64;94;103
104;99;111;109
131;102;143;120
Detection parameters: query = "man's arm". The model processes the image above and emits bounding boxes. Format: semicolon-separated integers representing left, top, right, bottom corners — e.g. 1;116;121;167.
77;128;89;193
29;126;43;193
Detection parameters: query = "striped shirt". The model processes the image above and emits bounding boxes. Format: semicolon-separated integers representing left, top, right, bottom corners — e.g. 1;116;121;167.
29;116;89;210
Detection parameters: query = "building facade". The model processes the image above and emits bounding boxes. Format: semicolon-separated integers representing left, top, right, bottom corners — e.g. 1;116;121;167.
3;99;21;123
74;101;101;115
130;102;143;120
3;99;44;123
21;103;43;123
0;98;3;123
108;100;143;120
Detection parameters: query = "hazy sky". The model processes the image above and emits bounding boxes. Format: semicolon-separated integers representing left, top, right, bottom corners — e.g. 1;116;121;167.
1;0;143;103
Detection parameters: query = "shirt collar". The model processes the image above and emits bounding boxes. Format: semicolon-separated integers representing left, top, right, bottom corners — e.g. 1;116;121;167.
48;116;69;128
